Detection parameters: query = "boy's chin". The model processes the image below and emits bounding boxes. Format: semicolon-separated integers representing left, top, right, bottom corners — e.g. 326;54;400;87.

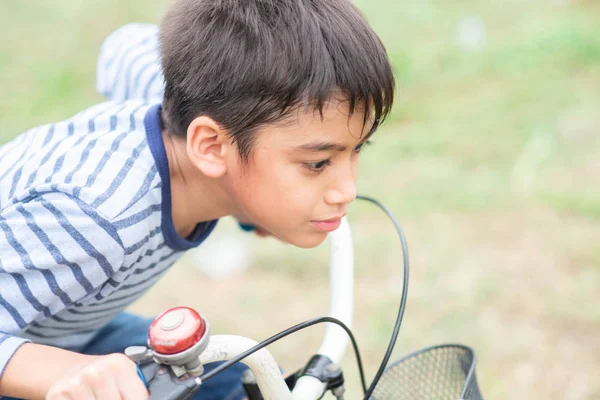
286;231;328;249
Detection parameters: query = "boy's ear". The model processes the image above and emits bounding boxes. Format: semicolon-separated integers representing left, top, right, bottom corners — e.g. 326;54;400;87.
186;116;230;178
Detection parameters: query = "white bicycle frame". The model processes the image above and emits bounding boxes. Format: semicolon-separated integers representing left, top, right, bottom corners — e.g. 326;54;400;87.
198;217;354;399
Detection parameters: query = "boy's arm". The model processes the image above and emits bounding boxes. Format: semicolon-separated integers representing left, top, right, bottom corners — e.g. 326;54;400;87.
96;23;164;102
1;343;146;400
0;192;127;397
2;342;94;399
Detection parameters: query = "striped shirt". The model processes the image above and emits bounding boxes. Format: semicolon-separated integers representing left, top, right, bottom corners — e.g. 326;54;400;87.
96;23;164;104
0;25;216;378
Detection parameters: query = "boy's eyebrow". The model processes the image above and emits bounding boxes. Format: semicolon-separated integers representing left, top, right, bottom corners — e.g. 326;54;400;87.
296;141;347;152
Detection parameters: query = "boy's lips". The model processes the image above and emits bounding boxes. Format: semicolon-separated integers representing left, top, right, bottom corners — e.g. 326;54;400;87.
310;215;345;232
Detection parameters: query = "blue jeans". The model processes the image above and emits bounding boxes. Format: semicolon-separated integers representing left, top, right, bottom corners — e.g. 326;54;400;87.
5;312;248;400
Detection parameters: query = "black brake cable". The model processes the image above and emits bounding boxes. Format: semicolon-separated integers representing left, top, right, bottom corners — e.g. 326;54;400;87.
200;195;410;400
357;194;409;399
200;316;367;393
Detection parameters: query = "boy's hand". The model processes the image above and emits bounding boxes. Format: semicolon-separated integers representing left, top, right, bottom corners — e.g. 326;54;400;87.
46;353;148;400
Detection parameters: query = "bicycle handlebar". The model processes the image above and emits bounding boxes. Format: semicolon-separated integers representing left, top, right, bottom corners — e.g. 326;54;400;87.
199;335;293;399
200;217;355;399
138;217;355;399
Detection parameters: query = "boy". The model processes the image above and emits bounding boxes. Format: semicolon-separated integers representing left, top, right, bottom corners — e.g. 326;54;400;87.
0;0;394;399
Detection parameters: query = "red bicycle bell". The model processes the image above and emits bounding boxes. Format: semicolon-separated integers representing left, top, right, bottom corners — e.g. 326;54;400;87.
148;306;207;355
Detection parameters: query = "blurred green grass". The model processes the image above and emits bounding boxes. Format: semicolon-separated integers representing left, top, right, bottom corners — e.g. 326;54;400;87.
1;1;599;399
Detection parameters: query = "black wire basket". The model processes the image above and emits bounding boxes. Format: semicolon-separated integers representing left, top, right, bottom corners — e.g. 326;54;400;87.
369;344;483;400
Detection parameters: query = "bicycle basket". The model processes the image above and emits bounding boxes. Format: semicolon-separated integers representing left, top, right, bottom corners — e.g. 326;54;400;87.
369;344;483;400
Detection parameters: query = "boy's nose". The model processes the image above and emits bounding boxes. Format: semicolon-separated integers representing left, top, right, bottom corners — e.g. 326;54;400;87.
325;172;357;206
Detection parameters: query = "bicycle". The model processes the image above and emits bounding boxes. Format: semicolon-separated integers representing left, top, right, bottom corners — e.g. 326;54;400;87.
125;196;484;400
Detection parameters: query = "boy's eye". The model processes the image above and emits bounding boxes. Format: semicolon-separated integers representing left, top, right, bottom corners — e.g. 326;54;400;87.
354;139;372;153
303;159;331;172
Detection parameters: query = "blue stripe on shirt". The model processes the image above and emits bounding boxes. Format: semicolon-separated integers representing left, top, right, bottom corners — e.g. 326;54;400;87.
113;203;160;230
105;242;167;288
65;104;128;186
8;165;24;199
23;134;62;192
64;138;99;185
41;124;56;147
73;104;144;199
132;242;166;268
21;187;124;249
131;59;158;100
143;71;161;100
0;254;52;318
124;47;158;100
0;129;35;182
133;250;178;276
90;139;148;208
0;216;73;307
125;225;162;255
121;166;158;212
45;152;67;184
24;327;97;339
37;197;119;278
29;319;106;332
16;205;95;293
91;285;151;306
44;122;78;184
0;293;27;329
62;307;121;322
109;37;153;96
96;249;175;301
50;313;106;324
68;301;132;315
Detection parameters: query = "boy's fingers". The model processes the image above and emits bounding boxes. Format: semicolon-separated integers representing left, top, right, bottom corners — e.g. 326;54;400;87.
90;378;121;400
118;377;149;400
46;379;94;400
111;355;149;400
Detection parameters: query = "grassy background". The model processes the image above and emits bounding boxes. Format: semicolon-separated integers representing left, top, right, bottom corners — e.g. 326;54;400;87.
1;0;599;399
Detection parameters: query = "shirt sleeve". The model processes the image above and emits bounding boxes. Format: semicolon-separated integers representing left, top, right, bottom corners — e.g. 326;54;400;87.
96;23;164;103
0;192;125;379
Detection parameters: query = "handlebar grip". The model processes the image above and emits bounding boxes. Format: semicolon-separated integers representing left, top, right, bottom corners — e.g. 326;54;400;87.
137;366;148;388
138;362;200;400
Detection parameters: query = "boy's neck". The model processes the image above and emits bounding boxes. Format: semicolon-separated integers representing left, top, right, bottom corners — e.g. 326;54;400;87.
161;129;232;238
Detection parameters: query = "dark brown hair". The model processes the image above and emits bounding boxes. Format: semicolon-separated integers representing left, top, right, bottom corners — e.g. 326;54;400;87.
160;0;395;161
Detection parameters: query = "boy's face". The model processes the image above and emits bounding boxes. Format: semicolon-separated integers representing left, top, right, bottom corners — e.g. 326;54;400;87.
223;100;371;248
